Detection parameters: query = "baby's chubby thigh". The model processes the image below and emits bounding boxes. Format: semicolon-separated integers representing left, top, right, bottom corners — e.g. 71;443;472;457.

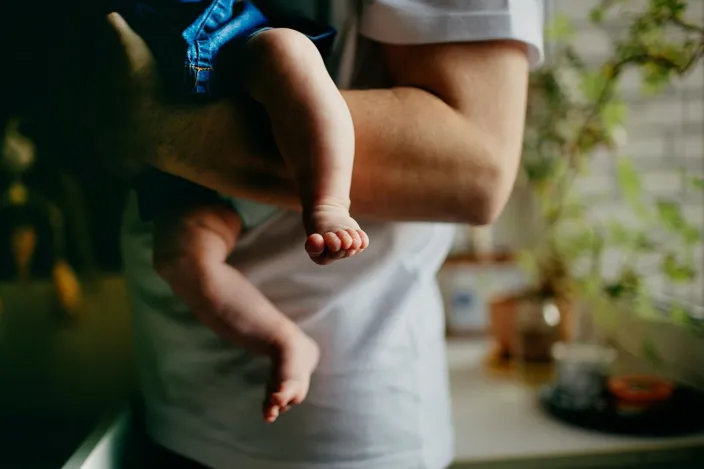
243;27;332;103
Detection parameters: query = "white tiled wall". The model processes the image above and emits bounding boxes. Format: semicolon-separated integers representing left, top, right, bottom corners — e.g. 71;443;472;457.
555;0;704;303
490;1;703;304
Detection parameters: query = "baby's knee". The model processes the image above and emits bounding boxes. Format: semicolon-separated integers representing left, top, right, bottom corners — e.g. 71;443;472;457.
246;28;323;95
153;246;191;283
249;28;319;65
152;226;202;281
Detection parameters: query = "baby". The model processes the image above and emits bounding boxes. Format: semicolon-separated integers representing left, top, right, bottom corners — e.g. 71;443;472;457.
123;0;368;422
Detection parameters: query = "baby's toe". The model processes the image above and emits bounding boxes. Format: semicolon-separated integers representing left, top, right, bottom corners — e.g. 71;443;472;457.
305;234;325;257
323;232;343;252
345;229;362;250
358;230;370;250
263;402;280;423
336;230;354;250
271;391;294;409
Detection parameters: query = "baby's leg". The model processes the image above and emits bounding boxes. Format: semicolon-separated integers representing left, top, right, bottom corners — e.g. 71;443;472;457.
153;202;319;422
244;28;369;265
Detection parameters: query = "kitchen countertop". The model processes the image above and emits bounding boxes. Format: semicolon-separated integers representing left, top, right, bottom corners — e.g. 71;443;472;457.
63;340;704;469
446;340;704;468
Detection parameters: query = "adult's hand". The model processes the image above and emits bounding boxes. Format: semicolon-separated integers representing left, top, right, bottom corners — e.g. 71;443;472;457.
102;15;251;179
91;13;161;176
106;13;156;93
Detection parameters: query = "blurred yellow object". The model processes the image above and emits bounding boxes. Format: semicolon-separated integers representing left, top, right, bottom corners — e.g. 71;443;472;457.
2;118;35;173
7;182;29;205
11;225;37;281
53;259;82;316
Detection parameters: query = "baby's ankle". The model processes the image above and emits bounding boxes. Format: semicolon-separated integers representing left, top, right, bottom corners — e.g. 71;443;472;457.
306;195;351;213
268;321;306;355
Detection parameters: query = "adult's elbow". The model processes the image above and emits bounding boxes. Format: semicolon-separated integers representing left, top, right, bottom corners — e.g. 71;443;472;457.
460;149;518;226
463;175;504;226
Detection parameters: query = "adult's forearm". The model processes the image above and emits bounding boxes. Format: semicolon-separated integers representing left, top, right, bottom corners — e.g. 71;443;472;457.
153;87;507;224
101;14;527;224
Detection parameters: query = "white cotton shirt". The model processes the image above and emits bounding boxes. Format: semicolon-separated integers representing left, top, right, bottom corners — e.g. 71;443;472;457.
120;1;544;468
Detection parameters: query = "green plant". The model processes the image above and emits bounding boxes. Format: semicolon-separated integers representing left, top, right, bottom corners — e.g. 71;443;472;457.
519;0;704;337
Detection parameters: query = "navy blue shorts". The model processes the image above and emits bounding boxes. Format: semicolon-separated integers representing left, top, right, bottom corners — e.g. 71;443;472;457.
116;0;337;221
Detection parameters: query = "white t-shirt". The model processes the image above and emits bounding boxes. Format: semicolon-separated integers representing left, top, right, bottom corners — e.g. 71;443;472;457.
121;2;544;468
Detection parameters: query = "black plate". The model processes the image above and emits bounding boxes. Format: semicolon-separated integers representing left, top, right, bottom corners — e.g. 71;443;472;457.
539;384;704;437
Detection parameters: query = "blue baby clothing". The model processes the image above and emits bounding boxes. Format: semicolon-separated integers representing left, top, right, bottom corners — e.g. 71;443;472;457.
119;0;336;97
120;0;336;227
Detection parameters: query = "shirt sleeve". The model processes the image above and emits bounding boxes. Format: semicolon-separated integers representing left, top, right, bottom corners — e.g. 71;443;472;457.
359;0;544;68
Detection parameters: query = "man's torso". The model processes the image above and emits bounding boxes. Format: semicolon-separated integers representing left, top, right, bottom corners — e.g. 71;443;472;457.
121;5;455;469
120;1;544;468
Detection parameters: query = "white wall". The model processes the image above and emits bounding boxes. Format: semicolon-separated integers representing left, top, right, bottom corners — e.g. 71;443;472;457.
565;0;703;303
491;0;704;304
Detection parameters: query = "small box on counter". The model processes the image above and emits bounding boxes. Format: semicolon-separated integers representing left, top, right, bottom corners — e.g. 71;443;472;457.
438;253;529;337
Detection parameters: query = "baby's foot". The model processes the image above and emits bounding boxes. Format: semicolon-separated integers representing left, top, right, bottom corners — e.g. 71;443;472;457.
263;333;320;423
304;201;369;265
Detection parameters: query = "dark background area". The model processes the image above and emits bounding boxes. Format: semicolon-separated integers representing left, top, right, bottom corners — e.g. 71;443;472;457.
1;5;136;468
0;1;129;279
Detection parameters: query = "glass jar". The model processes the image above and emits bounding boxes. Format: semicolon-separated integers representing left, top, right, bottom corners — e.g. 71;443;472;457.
515;297;561;362
552;342;617;410
512;297;563;385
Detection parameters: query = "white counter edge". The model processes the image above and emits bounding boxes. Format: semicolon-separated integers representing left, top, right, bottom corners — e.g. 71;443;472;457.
61;409;130;469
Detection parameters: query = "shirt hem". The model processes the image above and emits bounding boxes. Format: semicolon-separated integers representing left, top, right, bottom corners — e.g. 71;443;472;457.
146;410;454;469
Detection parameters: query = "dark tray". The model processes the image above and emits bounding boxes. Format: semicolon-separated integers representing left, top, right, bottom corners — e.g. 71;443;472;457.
539;384;704;437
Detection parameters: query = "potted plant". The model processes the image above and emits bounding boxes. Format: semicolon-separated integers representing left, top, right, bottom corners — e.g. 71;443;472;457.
490;0;704;372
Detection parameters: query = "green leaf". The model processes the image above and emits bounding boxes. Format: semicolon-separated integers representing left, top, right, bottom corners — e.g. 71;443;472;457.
681;225;701;245
559;230;598;258
661;253;696;282
657;0;687;18
641;63;671;95
616;158;649;218
607;221;633;246
546;14;576;42
669;302;691;326
580;71;610;102
639;26;666;50
590;7;606;24
655;200;684;230
688;176;704;191
634;232;657;251
602;101;627;128
524;158;558;184
655;200;702;244
659;43;691;68
616;158;640;196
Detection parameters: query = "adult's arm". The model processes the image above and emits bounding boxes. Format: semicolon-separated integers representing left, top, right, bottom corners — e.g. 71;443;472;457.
107;13;531;225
